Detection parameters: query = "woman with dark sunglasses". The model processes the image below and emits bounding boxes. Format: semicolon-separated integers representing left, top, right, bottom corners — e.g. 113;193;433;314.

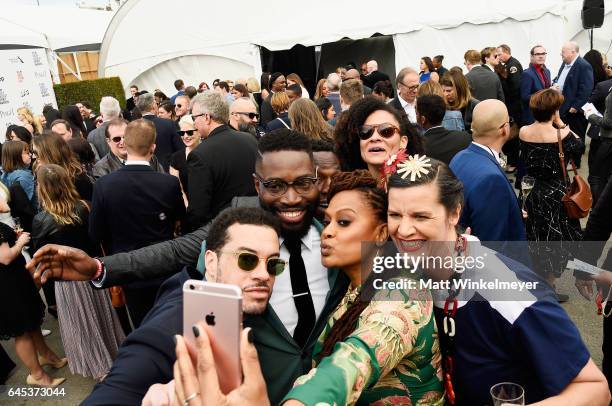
169;115;200;206
335;97;423;184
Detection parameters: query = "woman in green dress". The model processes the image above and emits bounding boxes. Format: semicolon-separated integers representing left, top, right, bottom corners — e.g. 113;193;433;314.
281;169;444;406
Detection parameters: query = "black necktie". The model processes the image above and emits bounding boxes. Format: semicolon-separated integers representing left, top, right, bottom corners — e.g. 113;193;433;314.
284;237;315;347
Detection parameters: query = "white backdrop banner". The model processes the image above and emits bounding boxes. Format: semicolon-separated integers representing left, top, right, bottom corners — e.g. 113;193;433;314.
0;48;57;137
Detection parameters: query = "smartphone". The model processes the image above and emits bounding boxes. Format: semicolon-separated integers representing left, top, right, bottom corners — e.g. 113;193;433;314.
183;280;242;393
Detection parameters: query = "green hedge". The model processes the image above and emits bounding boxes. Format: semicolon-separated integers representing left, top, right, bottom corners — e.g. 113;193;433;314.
53;77;126;112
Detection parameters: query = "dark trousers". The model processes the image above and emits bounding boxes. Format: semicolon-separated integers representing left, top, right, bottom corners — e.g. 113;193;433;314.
588;139;612;205
564;112;588;166
604;302;612;402
42;279;56;315
502;136;520;167
123;286;161;328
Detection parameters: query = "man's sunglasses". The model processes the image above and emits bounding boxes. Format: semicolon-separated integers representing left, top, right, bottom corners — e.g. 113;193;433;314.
178;130;196;137
235;112;259;120
358;123;399;140
176;104;182;108
110;136;124;143
220;251;286;276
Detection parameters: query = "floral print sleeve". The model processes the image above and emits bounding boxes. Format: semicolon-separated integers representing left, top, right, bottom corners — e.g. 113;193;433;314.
283;287;444;406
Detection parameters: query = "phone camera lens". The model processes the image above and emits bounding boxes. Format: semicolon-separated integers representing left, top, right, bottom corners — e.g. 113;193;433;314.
189;284;195;290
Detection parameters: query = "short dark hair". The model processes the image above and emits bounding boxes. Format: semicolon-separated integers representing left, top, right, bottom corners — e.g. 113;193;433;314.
416;95;446;126
130;85;139;91
5;125;32;144
174;79;184;90
530;88;564;122
206;207;281;253
104;118;128;139
287;84;302;96
80;101;92;110
256;129;314;170
218;81;230;92
498;44;511;54
433;55;444;63
184;86;197;99
530;45;544;55
311;138;335;153
372;80;393;98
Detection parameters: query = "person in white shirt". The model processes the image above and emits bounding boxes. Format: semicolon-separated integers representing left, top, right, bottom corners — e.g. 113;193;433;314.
390;67;419;123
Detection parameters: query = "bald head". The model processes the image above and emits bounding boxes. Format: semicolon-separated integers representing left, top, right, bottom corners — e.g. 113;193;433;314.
561;41;579;64
230;97;256;114
229;97;258;130
345;69;361;81
471;100;509;141
366;60;378;74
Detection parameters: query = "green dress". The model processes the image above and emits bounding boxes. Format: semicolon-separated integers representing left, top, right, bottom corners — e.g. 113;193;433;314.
283;284;445;406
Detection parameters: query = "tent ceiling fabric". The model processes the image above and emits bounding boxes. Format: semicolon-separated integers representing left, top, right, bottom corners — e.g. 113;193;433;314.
0;5;112;51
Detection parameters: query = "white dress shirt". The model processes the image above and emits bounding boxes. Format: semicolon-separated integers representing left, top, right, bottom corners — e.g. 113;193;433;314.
398;95;417;123
125;160;150;166
269;225;329;336
472;142;502;165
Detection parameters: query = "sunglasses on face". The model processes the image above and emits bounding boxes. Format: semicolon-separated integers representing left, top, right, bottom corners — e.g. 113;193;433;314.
358;123;400;140
179;130;196;137
176;104;182;109
110;136;124;143
235;112;259;120
219;250;286;276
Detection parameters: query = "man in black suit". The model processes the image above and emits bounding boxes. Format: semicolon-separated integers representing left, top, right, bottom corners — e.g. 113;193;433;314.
465;48;505;103
361;60;390;89
260;73;286;127
89;119;185;327
498;44;524;172
137;92;184;171
417;94;471;164
187;91;258;230
389;67;419;122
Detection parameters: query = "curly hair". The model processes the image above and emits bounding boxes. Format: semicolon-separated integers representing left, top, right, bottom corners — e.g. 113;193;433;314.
318;169;387;358
334;96;423;171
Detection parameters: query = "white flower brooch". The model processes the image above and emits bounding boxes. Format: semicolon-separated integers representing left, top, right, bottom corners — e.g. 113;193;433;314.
396;154;432;181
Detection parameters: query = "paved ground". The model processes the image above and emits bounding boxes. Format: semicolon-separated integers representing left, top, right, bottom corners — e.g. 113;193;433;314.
1;139;608;405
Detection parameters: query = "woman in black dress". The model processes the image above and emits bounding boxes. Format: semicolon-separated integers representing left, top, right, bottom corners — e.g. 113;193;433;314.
519;89;584;299
170;115;200;207
0;194;66;386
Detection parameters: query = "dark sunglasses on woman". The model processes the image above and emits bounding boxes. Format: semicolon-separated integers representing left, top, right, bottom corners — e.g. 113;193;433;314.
358;123;399;140
178;130;196;137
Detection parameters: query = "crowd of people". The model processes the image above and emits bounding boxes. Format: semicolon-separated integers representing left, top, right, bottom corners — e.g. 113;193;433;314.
0;39;611;406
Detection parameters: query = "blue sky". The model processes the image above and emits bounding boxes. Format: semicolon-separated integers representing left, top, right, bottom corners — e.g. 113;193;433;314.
6;0;108;6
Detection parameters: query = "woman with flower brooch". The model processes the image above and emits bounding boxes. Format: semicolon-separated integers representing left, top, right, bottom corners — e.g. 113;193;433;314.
334;96;424;186
385;155;609;406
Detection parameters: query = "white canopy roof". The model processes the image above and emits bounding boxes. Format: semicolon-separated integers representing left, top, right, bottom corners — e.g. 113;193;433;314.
0;5;113;51
99;0;610;95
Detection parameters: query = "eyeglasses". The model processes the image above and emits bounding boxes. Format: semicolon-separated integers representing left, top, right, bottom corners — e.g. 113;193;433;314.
111;136;124;143
191;112;207;120
532;52;547;56
253;168;318;196
358;123;399;140
219;250;286;276
178;130;196;137
235;112;259;120
400;83;419;92
498;117;515;129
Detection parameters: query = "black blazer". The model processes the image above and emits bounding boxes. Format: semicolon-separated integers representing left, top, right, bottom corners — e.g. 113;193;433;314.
186;125;258;230
89;164;185;256
142;114;184;170
260;94;276;126
423;126;472;165
362;70;390;89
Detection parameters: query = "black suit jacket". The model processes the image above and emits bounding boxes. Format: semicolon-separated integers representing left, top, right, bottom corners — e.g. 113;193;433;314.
423;126;472;165
260;94;276;126
590;78;612;115
554;56;594;117
362;70;390;89
89;164;185;256
142;114;184;170
186;125;258;230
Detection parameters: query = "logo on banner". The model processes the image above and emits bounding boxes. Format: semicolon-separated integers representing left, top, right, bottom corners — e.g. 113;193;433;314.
39;83;50;98
16;71;24;83
0;107;15;119
9;56;24;64
20;89;30;98
32;51;43;66
35;71;47;79
0;89;9;105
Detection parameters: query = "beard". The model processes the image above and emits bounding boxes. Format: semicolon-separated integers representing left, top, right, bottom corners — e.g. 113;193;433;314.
259;197;317;241
238;122;258;138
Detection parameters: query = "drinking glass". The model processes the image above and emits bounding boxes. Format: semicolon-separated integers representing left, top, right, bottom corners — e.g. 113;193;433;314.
521;176;535;213
490;382;525;405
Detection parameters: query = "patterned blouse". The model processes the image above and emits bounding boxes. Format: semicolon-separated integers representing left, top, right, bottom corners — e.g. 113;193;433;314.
283;284;445;406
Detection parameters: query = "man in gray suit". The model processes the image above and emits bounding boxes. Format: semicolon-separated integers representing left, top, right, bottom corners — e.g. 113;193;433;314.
88;96;121;159
465;47;505;103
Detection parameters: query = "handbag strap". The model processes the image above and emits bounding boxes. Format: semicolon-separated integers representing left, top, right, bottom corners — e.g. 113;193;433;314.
557;128;569;186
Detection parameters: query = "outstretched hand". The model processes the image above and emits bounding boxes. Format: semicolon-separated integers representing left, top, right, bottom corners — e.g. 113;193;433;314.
26;244;99;284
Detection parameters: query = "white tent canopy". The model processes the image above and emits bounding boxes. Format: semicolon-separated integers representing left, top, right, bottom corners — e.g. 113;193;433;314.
100;0;610;96
0;5;113;51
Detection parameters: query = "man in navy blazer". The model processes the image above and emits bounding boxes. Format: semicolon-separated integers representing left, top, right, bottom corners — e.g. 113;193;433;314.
137;92;184;171
89;119;185;327
553;42;593;165
520;45;551;126
450;99;526;243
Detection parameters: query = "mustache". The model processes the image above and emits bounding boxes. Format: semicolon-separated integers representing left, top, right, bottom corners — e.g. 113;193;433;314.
243;281;270;290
